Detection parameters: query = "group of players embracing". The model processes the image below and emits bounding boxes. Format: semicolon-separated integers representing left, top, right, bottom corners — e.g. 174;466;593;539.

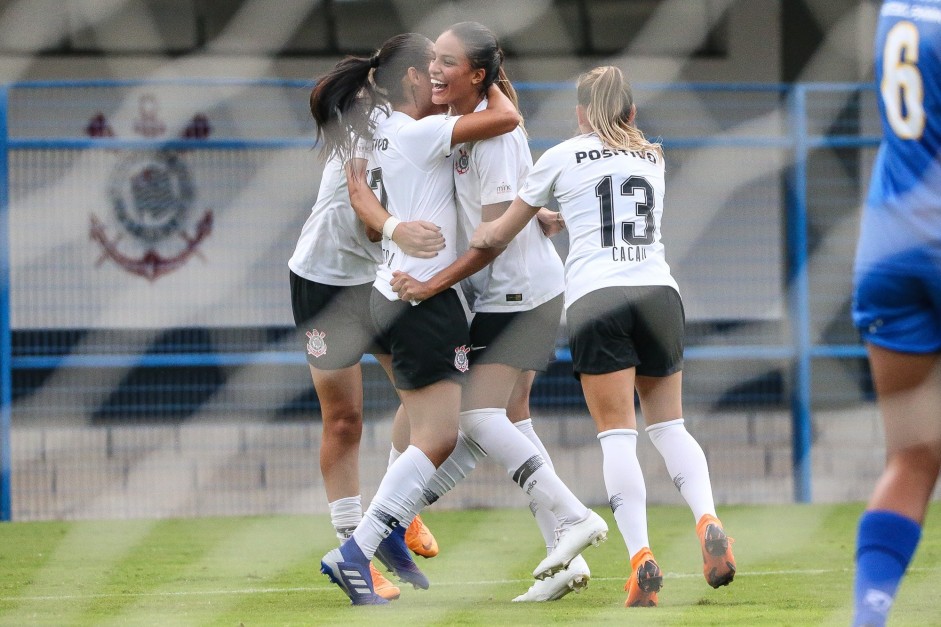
288;20;736;608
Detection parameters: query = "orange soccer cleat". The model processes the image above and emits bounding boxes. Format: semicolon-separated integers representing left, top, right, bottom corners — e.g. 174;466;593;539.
624;547;663;607
405;514;439;558
369;562;401;601
697;513;736;589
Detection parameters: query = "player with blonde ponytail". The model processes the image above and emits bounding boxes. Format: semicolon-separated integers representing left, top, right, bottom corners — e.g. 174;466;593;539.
578;65;661;157
471;65;737;608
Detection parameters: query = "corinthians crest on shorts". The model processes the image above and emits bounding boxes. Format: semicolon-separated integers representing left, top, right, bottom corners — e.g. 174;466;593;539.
306;329;327;357
89;94;214;281
454;345;470;372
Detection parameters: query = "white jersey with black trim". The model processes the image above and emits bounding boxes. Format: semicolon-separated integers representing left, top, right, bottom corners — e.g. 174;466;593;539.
288;149;381;286
454;99;564;312
518;132;678;310
369;111;461;301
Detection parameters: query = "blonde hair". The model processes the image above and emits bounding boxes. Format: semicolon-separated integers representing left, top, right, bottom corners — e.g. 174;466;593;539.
576;66;661;157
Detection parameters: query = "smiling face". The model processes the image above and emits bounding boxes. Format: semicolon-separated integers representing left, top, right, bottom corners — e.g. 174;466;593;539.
429;30;486;114
405;42;448;117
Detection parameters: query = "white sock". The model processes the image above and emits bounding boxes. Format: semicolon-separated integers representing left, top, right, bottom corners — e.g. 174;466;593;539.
328;495;362;542
646;418;717;523
598;428;649;558
421;431;486;506
353;445;435;558
462;408;589;527
516;418;560;553
514;418;555;469
388;446;403;469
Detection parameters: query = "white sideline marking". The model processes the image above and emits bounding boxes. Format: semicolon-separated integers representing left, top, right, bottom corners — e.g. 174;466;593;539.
5;567;939;602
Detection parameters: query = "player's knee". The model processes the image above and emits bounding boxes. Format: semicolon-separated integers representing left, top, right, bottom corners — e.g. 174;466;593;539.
321;408;363;446
890;444;941;481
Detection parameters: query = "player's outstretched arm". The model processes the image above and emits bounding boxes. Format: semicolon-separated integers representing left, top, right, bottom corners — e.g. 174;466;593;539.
450;84;519;147
471;196;540;249
391;245;501;302
345;159;445;258
535;207;565;237
390;198;523;302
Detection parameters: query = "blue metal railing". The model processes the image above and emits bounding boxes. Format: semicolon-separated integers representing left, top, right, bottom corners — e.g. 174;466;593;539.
0;84;12;522
0;80;880;518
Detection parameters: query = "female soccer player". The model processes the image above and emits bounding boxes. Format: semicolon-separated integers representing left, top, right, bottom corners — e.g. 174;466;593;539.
308;32;525;605
471;65;736;607
385;21;599;602
288;128;446;600
851;3;941;625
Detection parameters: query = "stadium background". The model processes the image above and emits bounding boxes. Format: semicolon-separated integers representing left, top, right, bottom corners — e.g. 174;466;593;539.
2;0;930;521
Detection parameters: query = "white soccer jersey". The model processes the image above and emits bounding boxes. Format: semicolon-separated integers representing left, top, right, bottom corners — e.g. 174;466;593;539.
518;132;679;309
370;111;461;301
288;150;382;286
454;99;564;312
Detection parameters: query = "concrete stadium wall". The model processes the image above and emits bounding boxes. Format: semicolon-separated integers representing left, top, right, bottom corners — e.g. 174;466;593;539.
7;404;904;521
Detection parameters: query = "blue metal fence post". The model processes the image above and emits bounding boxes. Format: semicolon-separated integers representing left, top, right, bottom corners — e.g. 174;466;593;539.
786;84;813;503
0;83;12;521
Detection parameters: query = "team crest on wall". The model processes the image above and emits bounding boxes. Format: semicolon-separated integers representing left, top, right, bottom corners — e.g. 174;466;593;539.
89;94;214;281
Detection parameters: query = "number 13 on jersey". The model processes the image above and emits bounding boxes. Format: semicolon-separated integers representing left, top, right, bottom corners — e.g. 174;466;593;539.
595;175;655;248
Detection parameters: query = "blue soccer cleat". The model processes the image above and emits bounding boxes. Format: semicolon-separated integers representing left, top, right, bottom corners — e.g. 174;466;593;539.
374;524;430;589
320;538;390;605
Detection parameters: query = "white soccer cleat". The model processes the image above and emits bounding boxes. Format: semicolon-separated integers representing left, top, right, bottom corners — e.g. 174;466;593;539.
532;511;607;580
513;554;590;602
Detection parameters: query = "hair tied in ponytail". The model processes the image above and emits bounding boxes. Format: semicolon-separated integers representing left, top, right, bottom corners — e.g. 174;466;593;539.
369;55;381;69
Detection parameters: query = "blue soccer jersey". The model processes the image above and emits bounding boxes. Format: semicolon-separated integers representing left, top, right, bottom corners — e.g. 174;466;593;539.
854;1;941;351
856;0;941;275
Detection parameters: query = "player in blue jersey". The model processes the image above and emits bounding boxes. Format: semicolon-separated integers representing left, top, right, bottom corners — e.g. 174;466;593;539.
851;2;941;625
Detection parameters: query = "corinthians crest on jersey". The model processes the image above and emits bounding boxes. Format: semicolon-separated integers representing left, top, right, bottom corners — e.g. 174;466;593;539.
89;94;214;281
455;147;470;175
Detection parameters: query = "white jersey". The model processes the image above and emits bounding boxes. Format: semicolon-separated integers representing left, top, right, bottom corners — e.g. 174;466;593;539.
288;150;381;286
518;132;678;309
370;111;461;301
454;99;564;312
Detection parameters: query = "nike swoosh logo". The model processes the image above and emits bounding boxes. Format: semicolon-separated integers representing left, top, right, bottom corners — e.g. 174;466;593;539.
469;345;487;351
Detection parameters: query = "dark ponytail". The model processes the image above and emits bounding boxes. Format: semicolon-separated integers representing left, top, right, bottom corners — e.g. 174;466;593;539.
309;32;433;161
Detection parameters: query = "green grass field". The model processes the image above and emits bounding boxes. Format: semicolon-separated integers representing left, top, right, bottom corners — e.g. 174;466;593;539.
0;503;939;626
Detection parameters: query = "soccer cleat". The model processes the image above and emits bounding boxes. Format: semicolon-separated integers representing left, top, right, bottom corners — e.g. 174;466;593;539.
624;548;663;607
405;514;439;558
374;524;430;589
697;514;736;588
532;510;607;580
513;554;590;602
370;563;400;601
320;539;390;605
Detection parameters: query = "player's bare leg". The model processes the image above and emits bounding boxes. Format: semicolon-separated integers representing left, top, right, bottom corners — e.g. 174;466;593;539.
853;346;941;625
582;369;661;606
639;372;735;589
310;362;399;600
865;346;941;521
389;404;440;558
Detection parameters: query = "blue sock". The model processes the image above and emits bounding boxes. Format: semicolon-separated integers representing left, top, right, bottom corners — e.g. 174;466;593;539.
853;510;921;626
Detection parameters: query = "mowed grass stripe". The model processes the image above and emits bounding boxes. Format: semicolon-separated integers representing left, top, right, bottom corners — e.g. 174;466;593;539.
1;503;939;626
